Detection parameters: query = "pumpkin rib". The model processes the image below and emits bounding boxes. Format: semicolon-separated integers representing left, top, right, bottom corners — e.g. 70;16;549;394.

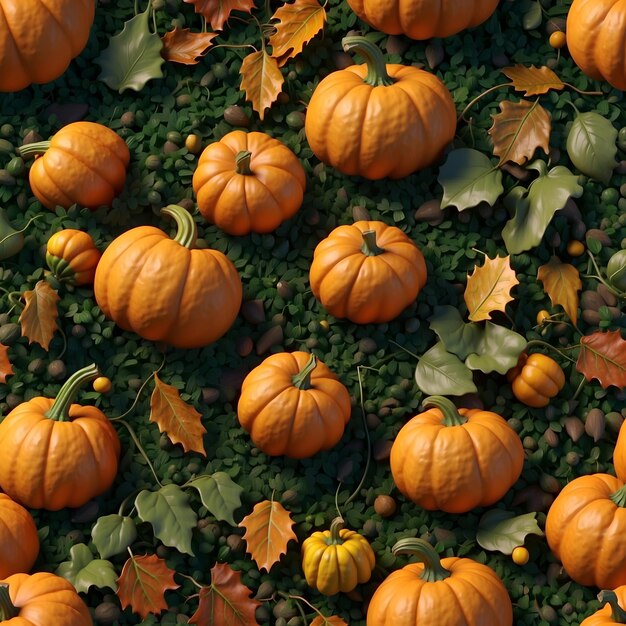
459;424;488;506
35;0;76;51
306;390;342;450
334;84;373;173
54;146;117;196
469;418;519;474
0;3;31;75
37;158;74;208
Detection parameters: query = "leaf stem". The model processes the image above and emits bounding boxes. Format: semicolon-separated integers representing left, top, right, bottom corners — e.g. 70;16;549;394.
116;419;163;487
571;374;587;401
458;82;512;123
563;82;603;96
524;339;577;363
586;250;624;297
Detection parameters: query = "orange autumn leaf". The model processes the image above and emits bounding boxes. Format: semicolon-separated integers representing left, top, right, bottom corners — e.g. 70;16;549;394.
0;343;13;383
537;256;582;324
189;562;261;626
239;500;297;572
117;553;179;619
184;0;255;31
501;65;565;96
465;255;519;322
576;330;626;390
311;616;349;626
240;50;284;120
161;28;218;64
19;280;59;351
150;373;207;455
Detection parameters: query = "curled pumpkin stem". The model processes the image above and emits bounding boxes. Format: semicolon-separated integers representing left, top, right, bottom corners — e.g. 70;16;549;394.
361;230;385;256
341;36;394;87
423;395;466;426
44;363;100;422
161;204;198;249
235;150;253;175
292;354;317;389
0;585;17;620
598;590;626;622
327;517;345;545
392;538;452;582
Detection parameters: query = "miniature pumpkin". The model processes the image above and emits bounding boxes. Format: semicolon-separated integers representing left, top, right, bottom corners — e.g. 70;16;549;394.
545;473;626;588
506;352;565;408
390;396;524;513
305;36;456;180
0;494;39;579
301;517;375;595
237;352;351;458
192;130;306;235
0;0;95;92
94;204;242;349
0;572;91;625
0;364;120;510
367;538;513;626
582;589;626;626
46;229;101;286
309;220;427;324
18;122;130;210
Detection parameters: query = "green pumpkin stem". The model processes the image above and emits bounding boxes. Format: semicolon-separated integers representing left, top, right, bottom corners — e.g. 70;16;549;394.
327;517;345;545
161;204;198;249
341;36;394;87
423;396;467;426
292;354;317;390
361;230;385;256
392;538;452;582
235;150;253;175
16;141;51;158
0;585;18;620
598;590;626;622
44;363;100;422
611;484;626;507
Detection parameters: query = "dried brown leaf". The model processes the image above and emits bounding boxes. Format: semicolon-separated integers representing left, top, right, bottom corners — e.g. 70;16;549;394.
183;0;255;31
537;256;582;324
161;28;218;64
19;280;60;350
0;344;13;383
576;330;626;390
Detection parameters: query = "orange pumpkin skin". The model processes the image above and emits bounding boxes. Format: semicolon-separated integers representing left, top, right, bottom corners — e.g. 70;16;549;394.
237;352;352;458
192;131;306;235
309;221;427;324
390;396;524;513
613;420;626;482
19;122;130;211
0;0;94;92
0;494;39;578
545;474;626;588
46;229;101;286
94;205;242;349
305;37;456;180
507;352;565;408
581;587;626;625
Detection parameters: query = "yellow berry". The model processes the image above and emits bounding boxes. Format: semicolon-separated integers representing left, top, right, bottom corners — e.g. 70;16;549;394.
567;240;585;257
512;546;530;565
319;320;330;332
185;134;202;154
549;31;567;49
536;310;551;325
93;376;112;394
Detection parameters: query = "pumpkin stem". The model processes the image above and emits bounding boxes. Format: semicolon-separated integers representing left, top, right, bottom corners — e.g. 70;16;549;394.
44;363;100;422
292;354;317;390
598;590;626;622
327;517;345;545
341;36;394;87
235;150;253;175
611;484;626;507
0;585;18;620
161;204;198;249
361;230;385;256
16;141;51;158
423;396;467;426
392;538;452;582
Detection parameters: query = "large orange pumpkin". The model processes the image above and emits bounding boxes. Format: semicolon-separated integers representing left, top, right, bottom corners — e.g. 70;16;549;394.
0;494;39;579
390;396;524;513
309;220;427;324
305;36;456;180
582;589;626;626
0;363;120;511
94;204;242;349
192;131;306;235
0;0;95;92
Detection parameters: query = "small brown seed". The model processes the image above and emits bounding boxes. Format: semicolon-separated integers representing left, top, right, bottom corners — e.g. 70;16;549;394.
223;104;251;127
563;416;585;442
585;408;605;442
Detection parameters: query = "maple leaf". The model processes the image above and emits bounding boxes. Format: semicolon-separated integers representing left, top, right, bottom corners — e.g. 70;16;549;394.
311;616;349;626
537;256;582;324
489;99;551;166
117;553;179;619
188;562;261;626
161;28;218;64
465;255;519;323
19;280;60;351
240;50;284;120
150;373;207;455
501;65;565;96
269;0;326;67
576;330;626;390
184;0;255;31
239;500;297;572
0;344;13;383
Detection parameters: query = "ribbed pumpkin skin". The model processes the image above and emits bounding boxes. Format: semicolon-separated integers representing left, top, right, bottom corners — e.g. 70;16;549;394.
567;0;626;91
0;0;94;92
0;399;120;510
192;131;306;235
545;474;626;588
508;353;565;408
613;421;626;482
309;221;427;324
581;586;626;625
346;0;500;40
0;494;39;578
46;229;101;286
390;406;524;513
28;122;130;211
366;557;513;626
305;65;456;179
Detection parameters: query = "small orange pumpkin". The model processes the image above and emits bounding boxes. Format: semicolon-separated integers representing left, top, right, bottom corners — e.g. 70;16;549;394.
582;589;626;626
0;493;39;579
46;229;101;286
506;352;565;408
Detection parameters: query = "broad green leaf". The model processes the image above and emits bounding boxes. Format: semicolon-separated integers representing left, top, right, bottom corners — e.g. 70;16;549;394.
465;323;527;374
415;342;477;396
92;514;137;560
438;149;503;211
428;306;481;360
476;510;544;555
189;472;244;526
95;8;165;93
566;112;617;184
136;485;197;555
523;1;542;30
56;544;118;593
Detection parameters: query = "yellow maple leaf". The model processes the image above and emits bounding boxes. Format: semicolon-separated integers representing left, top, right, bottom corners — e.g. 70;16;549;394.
19;280;60;350
537;256;582;324
501;65;565;96
240;50;285;120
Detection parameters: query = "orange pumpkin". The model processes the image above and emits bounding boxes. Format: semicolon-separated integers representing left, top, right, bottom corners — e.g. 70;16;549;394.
613;421;626;482
237;352;351;458
309;220;427;324
390;396;524;513
0;0;95;92
0;572;91;625
305;36;456;179
0;494;39;579
582;589;626;626
545;473;626;588
18;122;130;211
506;352;565;408
46;229;101;286
94;204;242;349
0;363;120;510
367;538;513;626
192;131;306;235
